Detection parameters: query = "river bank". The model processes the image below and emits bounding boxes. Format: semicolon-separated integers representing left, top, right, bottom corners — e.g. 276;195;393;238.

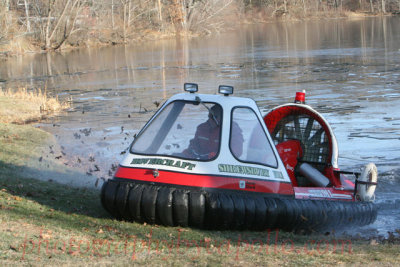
0;7;394;58
0;89;99;189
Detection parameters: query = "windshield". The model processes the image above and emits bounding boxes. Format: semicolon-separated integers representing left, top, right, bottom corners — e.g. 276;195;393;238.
131;100;222;160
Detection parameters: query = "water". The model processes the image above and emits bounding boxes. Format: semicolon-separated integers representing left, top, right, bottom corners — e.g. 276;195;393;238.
1;16;399;237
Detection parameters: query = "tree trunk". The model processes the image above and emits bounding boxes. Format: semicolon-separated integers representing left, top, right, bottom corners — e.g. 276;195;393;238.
112;0;115;30
381;0;386;13
171;0;184;33
24;0;31;32
5;0;11;25
128;0;131;28
157;0;163;24
123;1;127;42
45;0;53;49
47;0;72;48
44;0;83;50
52;0;82;50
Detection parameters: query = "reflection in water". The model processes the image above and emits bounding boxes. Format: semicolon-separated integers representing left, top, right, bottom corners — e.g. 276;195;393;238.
1;17;400;236
1;17;399;99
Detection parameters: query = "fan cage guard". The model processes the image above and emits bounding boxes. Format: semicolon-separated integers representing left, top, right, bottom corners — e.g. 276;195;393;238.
272;114;329;172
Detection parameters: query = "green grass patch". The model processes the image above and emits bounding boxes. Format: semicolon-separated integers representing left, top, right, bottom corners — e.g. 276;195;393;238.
0;123;50;168
0;96;39;124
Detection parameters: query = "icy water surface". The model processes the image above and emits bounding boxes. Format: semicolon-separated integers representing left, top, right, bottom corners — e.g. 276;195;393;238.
1;16;399;237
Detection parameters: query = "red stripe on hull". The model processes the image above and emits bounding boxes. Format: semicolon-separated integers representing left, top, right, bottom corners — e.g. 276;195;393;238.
115;166;294;195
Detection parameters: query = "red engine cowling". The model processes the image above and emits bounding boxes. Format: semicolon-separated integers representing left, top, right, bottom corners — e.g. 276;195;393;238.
276;140;303;186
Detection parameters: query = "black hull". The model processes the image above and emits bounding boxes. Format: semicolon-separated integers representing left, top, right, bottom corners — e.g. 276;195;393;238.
101;179;377;232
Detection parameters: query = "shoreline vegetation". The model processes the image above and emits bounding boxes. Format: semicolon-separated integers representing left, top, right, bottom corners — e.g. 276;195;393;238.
0;87;70;124
1;0;399;57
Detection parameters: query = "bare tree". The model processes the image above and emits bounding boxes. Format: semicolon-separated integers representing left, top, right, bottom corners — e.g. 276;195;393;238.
23;0;31;32
170;0;236;34
157;0;163;28
169;0;184;33
381;0;386;12
3;0;398;54
112;0;115;29
120;0;128;42
0;0;16;45
43;0;85;50
0;1;7;42
370;0;375;12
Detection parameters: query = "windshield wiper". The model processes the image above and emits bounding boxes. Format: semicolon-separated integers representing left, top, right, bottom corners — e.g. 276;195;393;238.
195;96;219;126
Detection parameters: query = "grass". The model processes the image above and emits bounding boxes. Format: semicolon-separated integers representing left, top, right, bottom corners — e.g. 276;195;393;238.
0;93;400;265
0;123;50;167
0;88;70;124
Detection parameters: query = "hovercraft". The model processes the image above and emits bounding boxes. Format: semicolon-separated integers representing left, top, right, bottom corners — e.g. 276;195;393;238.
101;84;378;232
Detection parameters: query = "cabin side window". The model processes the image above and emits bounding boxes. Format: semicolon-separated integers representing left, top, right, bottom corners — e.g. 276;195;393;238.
230;107;278;168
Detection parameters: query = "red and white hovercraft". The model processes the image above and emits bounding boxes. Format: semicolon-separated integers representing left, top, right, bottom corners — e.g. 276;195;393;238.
101;83;378;232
